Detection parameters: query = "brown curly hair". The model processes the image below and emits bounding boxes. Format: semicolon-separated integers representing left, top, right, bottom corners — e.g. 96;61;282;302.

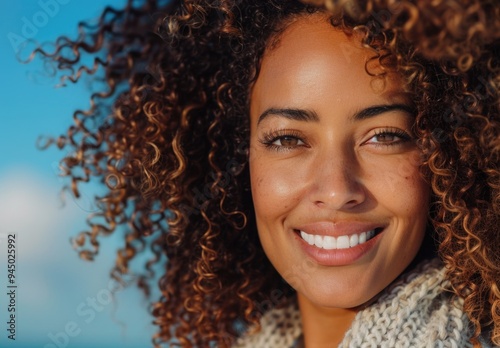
31;0;500;346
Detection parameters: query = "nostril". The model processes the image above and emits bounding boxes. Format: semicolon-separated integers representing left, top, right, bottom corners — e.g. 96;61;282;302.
308;171;367;211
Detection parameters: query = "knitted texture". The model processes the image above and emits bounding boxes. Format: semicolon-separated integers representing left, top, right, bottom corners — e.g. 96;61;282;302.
234;258;483;348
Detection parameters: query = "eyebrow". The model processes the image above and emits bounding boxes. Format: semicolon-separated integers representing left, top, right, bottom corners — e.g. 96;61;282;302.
351;104;415;121
257;104;415;125
257;108;319;125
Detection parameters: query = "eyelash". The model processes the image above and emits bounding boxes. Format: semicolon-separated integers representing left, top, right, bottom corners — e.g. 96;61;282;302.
260;129;306;152
259;128;413;152
369;128;412;146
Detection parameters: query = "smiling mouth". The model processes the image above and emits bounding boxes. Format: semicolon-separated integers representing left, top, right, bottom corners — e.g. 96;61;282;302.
296;228;384;250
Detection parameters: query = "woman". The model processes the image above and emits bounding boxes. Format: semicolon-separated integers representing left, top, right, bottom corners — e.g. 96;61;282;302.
34;0;499;346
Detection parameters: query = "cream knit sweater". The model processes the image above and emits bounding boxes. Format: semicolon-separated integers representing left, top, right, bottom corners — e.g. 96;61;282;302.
234;258;492;347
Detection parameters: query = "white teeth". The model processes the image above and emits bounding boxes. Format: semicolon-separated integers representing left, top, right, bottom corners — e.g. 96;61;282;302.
359;232;366;244
314;235;323;248
349;234;359;247
307;233;314;245
323;235;336;249
300;231;307;241
337;235;350;249
299;229;378;250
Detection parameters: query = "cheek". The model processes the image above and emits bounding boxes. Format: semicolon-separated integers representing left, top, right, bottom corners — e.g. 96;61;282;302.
250;165;285;220
368;152;430;218
249;153;305;217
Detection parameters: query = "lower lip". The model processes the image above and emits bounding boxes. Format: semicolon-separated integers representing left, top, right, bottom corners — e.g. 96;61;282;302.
294;230;383;266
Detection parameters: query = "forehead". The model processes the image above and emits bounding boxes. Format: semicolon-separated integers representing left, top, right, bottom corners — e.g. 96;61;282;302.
261;14;370;79
251;13;407;112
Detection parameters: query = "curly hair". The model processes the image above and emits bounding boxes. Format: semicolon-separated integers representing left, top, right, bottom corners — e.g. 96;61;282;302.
30;0;500;346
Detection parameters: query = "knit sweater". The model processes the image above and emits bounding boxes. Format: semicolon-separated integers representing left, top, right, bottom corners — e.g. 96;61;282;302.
234;258;492;347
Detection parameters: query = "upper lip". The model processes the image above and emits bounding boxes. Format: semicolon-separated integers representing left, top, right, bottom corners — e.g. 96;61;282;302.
294;221;385;237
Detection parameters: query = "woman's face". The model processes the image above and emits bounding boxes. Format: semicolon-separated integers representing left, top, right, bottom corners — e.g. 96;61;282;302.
249;14;430;309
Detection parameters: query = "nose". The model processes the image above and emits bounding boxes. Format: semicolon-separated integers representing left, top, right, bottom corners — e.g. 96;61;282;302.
307;148;366;211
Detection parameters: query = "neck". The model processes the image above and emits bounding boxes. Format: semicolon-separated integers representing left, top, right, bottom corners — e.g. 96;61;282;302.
297;294;357;348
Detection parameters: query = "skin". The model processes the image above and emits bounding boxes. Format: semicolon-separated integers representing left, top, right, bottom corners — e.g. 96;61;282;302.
248;13;430;346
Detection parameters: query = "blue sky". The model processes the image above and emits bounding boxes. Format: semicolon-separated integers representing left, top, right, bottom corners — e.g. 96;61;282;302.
0;1;157;347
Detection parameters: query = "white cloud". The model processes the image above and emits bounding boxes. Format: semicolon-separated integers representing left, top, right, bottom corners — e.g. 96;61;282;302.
0;166;82;260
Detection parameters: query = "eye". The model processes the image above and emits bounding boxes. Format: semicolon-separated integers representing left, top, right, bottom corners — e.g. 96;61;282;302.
259;130;307;151
365;129;412;146
272;136;304;147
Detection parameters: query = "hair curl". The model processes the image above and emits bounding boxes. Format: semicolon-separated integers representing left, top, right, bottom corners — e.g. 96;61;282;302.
31;0;500;346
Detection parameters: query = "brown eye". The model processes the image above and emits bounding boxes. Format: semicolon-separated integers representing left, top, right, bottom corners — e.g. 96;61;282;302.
374;134;397;143
274;136;301;147
261;130;306;151
366;129;411;146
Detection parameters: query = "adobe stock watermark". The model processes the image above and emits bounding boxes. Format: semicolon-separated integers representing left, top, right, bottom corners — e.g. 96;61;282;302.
43;277;129;348
0;233;18;343
7;0;71;54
